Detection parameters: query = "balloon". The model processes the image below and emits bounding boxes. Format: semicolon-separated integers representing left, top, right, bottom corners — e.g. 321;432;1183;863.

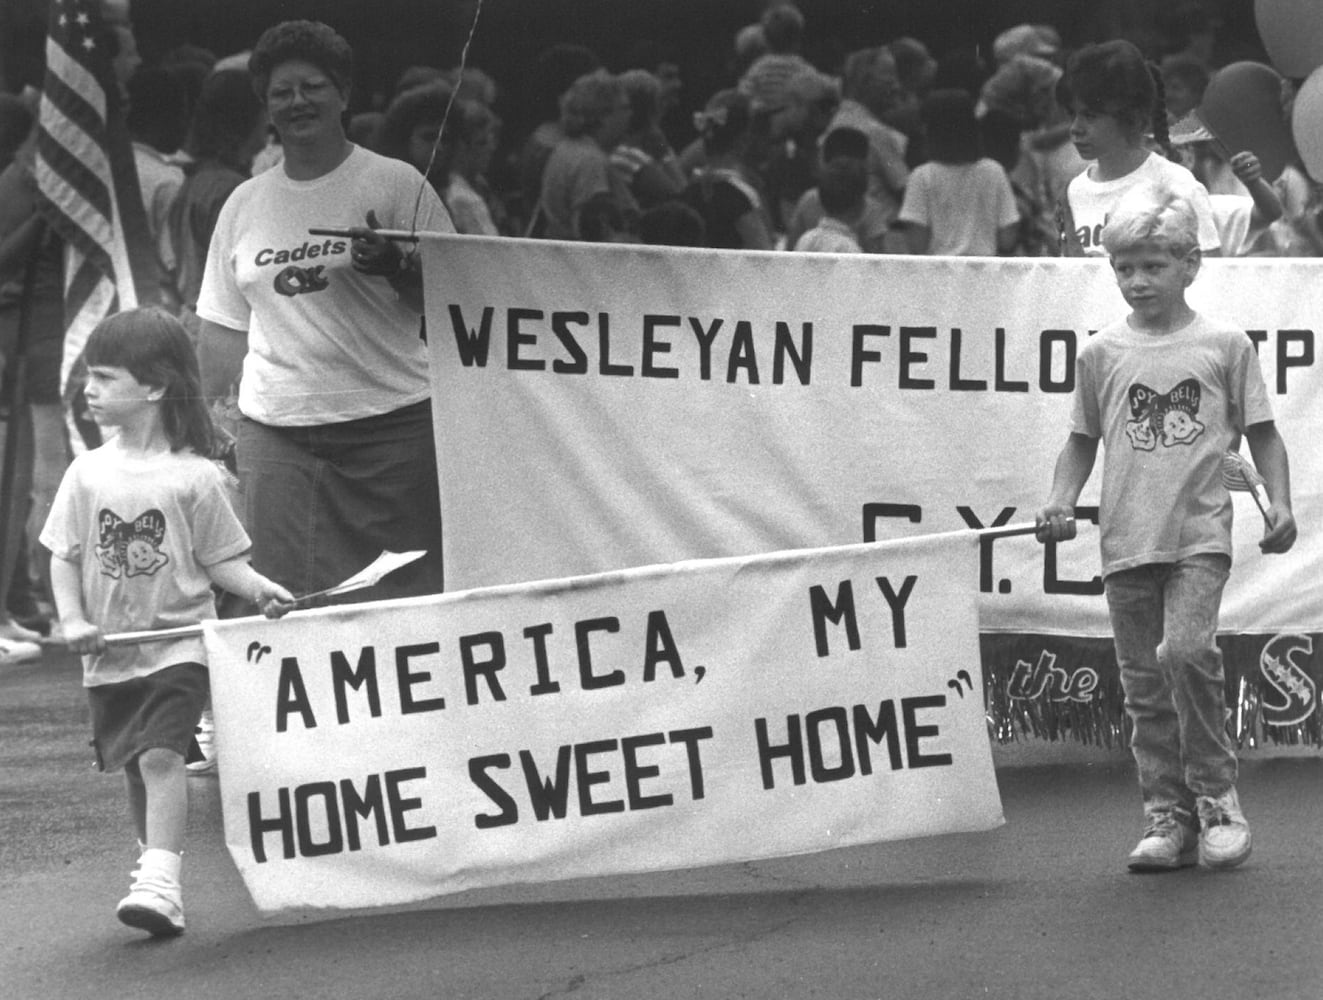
1292;66;1323;181
1197;61;1292;181
1255;0;1323;78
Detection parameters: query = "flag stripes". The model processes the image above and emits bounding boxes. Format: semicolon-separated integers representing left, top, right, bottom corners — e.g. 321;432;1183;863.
30;0;157;443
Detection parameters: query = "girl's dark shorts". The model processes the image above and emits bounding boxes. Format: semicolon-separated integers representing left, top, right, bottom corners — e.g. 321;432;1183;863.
87;662;208;773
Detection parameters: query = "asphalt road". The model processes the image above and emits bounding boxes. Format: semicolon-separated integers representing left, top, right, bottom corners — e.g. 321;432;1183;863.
4;649;1322;1000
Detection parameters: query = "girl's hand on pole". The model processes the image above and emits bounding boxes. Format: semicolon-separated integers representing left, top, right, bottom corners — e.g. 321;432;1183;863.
255;579;297;619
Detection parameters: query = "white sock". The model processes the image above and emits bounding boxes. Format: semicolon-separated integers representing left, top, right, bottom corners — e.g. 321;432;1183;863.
135;848;182;885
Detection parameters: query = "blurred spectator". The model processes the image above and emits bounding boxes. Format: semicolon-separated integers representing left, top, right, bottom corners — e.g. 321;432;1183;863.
394;65;447;98
539;71;634;240
127;66;189;310
437;98;505;236
897;88;1019;255
731;23;770;82
992;24;1061;66
761;67;840;229
784;125;891;252
793;157;867;253
578;190;636;243
443;65;499;106
979;54;1084;254
887;36;938;166
348;111;385;151
1160;54;1208;124
933;45;991;94
1155;1;1219;66
610;69;685;211
517;44;601;234
639;199;707;246
379;80;455;189
682;89;774;250
827;47;909;242
160;43;217;128
738;4;814;114
165;67;267;340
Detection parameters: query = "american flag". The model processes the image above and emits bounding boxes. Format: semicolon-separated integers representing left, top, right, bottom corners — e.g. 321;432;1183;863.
31;0;158;442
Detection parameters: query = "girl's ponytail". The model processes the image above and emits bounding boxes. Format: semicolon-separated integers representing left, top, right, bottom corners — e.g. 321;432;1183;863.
1147;62;1176;161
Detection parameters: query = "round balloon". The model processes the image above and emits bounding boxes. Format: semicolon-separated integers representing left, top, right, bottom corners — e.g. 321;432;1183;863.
1255;0;1323;78
1198;61;1292;181
1292;66;1323;180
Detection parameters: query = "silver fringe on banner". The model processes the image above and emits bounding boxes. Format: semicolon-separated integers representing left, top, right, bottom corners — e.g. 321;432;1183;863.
980;631;1323;750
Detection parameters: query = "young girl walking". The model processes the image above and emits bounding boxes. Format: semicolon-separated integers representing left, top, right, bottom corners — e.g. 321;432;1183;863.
1057;39;1221;257
40;307;292;936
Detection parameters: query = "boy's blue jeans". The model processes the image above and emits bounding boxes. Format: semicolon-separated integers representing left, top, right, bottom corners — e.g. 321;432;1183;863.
1103;553;1236;828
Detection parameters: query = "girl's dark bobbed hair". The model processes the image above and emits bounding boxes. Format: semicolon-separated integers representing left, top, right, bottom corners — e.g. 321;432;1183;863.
1056;39;1154;124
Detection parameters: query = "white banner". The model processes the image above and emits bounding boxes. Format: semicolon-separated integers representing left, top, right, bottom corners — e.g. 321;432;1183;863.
205;532;1001;914
422;238;1321;636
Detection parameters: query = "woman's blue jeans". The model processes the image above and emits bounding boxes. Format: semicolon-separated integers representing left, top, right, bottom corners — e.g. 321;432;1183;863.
1103;553;1235;826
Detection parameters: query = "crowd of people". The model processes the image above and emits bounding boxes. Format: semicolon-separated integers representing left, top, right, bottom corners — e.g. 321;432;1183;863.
0;1;1315;938
329;3;1318;257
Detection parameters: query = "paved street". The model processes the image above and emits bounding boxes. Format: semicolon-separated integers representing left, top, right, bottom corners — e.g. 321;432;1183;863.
4;649;1322;1000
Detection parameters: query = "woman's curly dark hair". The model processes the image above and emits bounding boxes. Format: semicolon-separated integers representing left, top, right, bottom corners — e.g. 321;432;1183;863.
248;20;353;100
378;80;454;165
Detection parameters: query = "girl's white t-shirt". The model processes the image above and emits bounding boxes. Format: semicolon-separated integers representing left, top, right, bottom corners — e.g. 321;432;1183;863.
40;446;251;685
1067;152;1221;256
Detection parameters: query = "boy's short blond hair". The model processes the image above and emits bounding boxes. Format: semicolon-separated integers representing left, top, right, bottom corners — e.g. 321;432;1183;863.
1100;183;1200;257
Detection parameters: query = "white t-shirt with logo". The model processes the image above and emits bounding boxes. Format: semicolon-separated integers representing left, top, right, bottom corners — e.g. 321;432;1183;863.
1070;313;1273;576
1067;152;1220;257
41;446;251;685
197;145;454;425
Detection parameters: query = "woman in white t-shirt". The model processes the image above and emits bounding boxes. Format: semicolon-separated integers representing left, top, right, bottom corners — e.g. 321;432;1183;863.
197;20;453;604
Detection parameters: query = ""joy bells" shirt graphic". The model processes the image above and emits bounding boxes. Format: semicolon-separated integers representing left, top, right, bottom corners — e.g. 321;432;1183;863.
1124;378;1205;452
95;508;170;579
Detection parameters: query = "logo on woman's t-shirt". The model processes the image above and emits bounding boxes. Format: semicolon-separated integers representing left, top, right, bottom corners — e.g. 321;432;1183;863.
95;508;170;579
1124;378;1205;451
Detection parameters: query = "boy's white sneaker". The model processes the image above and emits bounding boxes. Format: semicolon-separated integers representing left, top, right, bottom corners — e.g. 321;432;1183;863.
1126;817;1198;872
116;849;185;936
1197;787;1252;870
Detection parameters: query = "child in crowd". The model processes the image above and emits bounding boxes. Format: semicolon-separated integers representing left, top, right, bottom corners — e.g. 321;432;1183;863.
1206;150;1283;256
783;126;890;252
1056;40;1220;257
41;308;293;936
682;89;774;250
639;199;707;246
898;88;1019;255
1036;185;1296;873
793;156;867;252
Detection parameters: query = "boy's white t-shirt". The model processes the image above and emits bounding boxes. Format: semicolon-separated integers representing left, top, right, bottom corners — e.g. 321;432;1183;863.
40;447;252;685
1070;312;1274;577
1067;152;1221;256
196;145;454;426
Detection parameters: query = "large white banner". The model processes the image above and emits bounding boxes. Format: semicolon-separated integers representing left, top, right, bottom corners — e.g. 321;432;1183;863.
205;532;1001;914
422;238;1321;638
